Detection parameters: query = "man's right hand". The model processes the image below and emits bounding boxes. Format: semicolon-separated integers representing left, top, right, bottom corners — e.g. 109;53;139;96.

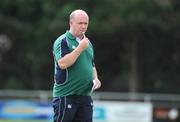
58;37;89;69
78;37;89;51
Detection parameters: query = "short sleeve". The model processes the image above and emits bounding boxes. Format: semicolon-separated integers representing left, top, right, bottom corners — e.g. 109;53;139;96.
53;38;69;61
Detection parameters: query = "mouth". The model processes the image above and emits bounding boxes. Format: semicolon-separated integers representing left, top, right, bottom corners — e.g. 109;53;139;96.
81;30;86;33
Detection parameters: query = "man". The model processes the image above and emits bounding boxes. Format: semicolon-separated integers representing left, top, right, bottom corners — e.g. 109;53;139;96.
52;9;101;122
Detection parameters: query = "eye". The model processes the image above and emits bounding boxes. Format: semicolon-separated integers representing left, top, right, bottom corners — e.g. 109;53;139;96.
78;22;88;25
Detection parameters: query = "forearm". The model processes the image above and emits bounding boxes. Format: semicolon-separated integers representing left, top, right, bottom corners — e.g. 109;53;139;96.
58;47;83;69
93;67;98;79
93;67;101;90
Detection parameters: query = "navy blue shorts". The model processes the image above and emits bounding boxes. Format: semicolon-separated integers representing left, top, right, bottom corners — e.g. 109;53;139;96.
52;95;93;122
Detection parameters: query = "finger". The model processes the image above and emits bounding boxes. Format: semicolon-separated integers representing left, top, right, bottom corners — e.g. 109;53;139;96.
93;84;98;90
93;82;100;90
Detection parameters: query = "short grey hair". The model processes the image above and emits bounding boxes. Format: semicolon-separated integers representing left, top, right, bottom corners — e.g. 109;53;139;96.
69;9;88;20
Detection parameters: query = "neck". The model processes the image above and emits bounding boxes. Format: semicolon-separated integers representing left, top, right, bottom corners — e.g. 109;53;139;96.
69;30;84;39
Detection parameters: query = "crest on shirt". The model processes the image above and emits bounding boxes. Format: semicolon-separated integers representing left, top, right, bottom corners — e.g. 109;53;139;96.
67;104;72;108
72;45;76;49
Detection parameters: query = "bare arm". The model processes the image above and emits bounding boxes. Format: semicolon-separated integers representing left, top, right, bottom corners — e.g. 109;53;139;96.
93;67;99;80
93;67;101;90
58;37;89;69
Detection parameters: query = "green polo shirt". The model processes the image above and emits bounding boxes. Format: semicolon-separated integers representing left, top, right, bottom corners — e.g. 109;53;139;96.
53;31;94;97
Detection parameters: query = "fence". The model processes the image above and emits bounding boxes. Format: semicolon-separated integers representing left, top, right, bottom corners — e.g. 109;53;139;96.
1;89;180;103
1;90;180;121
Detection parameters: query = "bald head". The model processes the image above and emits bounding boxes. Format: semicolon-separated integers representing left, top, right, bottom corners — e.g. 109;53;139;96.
70;9;89;21
69;9;89;37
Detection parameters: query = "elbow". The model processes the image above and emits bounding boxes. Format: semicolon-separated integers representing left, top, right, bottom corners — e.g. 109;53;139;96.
60;64;67;69
58;60;68;69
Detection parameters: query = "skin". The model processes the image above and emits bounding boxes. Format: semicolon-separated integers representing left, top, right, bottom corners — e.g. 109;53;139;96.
58;9;101;90
69;9;89;38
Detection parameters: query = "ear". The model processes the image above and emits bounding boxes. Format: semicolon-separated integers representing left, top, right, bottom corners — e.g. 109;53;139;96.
69;20;73;26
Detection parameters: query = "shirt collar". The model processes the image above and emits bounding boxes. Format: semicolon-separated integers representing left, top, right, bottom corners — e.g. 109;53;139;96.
76;37;81;43
66;30;75;40
66;30;82;43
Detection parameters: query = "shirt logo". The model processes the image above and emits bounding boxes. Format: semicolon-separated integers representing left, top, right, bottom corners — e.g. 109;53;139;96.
72;45;76;49
67;104;72;108
91;102;93;106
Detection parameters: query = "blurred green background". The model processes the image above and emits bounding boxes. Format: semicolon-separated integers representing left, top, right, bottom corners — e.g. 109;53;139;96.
0;0;180;94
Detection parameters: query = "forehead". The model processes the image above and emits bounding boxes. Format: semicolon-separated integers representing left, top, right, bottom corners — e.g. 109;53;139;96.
72;11;89;22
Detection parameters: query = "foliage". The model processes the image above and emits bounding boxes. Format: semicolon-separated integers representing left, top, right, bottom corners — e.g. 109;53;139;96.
0;0;180;93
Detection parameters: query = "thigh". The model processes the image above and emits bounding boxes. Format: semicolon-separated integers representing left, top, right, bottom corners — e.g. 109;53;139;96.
52;97;77;122
74;96;93;122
